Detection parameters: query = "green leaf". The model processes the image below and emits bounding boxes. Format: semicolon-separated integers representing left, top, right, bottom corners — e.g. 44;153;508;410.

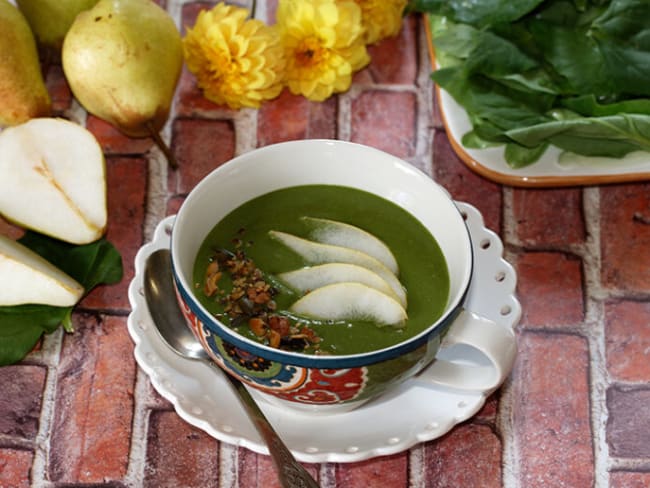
505;114;650;156
432;67;553;131
596;40;650;96
465;31;539;77
0;305;70;366
505;141;550;168
592;0;650;49
431;23;479;61
410;0;546;26
18;232;123;289
461;130;503;149
0;234;123;366
562;94;650;115
527;19;612;95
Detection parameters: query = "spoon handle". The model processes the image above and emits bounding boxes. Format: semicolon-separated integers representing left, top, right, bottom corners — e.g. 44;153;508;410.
220;370;320;488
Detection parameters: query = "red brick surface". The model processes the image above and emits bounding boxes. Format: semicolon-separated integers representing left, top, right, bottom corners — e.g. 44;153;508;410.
424;424;502;488
87;115;155;155
601;184;650;291
515;252;584;329
3;4;650;487
431;131;502;232
351;90;417;159
48;314;135;483
145;410;220;487
512;188;585;246
607;386;650;458
169;118;236;194
0;448;32;488
610;472;650;488
257;90;337;145
605;300;650;382
336;453;408;487
362;16;419;85
0;365;46;439
44;64;72;114
512;333;594;488
82;156;148;311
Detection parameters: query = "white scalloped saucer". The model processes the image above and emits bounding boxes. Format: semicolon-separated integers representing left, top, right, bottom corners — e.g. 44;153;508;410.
126;202;520;463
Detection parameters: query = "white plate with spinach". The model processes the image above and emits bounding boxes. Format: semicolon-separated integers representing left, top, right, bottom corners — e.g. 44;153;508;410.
418;0;650;186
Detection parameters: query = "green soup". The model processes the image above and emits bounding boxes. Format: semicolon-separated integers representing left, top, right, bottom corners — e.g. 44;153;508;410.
192;185;450;355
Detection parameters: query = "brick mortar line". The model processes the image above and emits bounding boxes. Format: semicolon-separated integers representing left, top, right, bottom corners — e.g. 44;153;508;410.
609;457;650;471
143;152;169;243
219;443;237;488
408;444;426;488
414;18;435;179
581;187;613;488
31;328;64;488
233;109;259;156
499;186;521;488
338;89;353;141
319;462;337;488
124;371;156;488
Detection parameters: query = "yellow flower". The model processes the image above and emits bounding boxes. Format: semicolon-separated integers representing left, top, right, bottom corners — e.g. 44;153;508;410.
277;0;370;101
351;0;407;44
182;3;285;109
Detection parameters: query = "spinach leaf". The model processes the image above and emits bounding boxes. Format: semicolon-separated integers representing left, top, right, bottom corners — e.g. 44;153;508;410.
414;0;650;168
465;31;539;78
410;0;546;26
527;19;612;95
505;142;550;169
596;40;650;96
562;95;650;115
505;114;650;156
592;0;650;49
432;67;553;132
0;234;123;366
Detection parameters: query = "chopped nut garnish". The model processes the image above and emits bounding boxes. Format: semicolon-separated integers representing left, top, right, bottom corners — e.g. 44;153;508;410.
202;241;321;352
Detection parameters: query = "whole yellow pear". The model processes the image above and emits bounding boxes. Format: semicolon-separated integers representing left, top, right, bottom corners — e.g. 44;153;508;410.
0;0;51;126
16;0;99;51
62;0;183;166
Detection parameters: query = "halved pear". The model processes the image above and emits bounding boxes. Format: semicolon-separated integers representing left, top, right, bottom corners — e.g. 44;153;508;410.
269;230;406;306
0;118;107;244
0;235;84;306
290;282;407;328
303;216;399;274
278;263;404;306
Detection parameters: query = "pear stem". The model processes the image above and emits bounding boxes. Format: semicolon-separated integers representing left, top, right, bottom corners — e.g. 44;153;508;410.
250;0;257;18
145;122;178;170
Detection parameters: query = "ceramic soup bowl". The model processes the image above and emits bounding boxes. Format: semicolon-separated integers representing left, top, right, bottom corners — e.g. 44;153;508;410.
171;139;516;413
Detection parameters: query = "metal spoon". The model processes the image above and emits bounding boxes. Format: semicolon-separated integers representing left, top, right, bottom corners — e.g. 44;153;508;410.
144;249;320;488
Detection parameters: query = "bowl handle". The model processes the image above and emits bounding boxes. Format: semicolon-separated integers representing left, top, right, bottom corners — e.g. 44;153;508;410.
416;309;517;391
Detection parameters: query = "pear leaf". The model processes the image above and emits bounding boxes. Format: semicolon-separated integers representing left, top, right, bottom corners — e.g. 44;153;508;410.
0;233;123;366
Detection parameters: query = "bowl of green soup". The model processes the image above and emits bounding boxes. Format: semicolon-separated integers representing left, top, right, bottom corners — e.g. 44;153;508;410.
171;139;516;412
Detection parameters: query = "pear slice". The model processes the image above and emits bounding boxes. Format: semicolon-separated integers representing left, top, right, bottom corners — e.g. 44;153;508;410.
0;118;107;244
278;263;404;306
0;235;84;306
269;230;406;307
303;217;399;274
290;282;407;328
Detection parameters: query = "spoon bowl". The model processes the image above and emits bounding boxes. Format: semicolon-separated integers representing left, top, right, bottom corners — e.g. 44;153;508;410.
143;248;319;488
